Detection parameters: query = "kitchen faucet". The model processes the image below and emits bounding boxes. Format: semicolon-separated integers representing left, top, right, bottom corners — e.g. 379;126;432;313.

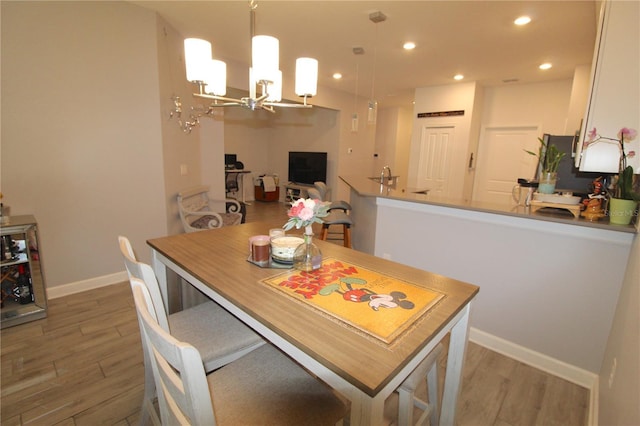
381;166;392;183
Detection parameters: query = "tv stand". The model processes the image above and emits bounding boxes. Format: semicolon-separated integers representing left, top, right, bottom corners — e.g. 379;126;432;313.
284;183;313;202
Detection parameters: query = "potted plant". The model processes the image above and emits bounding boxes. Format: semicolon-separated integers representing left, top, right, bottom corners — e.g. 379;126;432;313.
525;138;566;194
585;127;638;225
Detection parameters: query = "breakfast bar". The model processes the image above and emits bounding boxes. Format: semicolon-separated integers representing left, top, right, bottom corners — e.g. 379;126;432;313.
340;175;635;385
148;221;479;425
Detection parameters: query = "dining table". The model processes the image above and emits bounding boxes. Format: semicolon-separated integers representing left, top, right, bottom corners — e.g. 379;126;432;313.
147;220;479;425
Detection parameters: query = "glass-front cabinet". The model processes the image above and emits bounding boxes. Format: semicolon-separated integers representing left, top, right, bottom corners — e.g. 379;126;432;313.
1;215;48;328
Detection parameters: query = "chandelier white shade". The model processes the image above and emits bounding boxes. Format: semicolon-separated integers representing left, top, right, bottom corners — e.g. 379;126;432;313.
184;38;213;83
205;60;227;96
252;35;279;82
295;58;318;97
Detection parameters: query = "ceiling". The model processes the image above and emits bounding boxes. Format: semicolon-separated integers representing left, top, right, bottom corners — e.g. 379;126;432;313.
132;1;598;108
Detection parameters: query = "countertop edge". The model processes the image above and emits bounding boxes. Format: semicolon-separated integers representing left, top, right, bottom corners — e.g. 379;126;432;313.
340;176;638;234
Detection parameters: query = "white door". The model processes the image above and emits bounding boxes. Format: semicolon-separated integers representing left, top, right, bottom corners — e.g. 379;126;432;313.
472;126;540;204
416;125;457;197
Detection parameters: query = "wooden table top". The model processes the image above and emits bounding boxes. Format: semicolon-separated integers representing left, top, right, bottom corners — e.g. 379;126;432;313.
148;221;479;396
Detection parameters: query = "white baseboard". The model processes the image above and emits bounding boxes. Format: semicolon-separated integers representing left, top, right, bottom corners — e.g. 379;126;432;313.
470;327;598;424
47;271;128;299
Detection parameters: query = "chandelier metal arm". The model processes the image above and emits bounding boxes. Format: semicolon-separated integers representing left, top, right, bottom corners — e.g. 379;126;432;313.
263;98;312;108
193;93;247;105
193;84;311;112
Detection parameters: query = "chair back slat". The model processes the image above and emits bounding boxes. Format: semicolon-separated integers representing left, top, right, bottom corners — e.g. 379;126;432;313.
118;236;170;331
178;186;210;213
131;279;216;426
314;181;330;200
177;185;243;232
307;188;323;200
177;185;210;200
179;193;209;213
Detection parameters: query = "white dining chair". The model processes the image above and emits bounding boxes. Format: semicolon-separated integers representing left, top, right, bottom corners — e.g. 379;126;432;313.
130;277;349;426
118;236;265;425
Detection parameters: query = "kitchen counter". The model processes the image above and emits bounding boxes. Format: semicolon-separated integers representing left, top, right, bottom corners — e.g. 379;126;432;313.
339;174;636;382
339;175;637;233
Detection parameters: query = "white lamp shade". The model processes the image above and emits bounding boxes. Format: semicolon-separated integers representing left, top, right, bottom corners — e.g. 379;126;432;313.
266;70;282;102
184;38;212;82
295;57;318;97
204;59;227;96
252;35;279;82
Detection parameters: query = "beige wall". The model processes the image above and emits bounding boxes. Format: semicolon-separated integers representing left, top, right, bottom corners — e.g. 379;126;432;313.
407;81;483;199
155;16;206;237
480;79;572;133
1;1;169;287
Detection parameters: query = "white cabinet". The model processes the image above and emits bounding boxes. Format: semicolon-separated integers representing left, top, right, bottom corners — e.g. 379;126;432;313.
284;183;311;203
576;0;639;173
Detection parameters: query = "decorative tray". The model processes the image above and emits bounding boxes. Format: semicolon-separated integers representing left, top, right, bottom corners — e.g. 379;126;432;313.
247;256;293;269
532;193;581;205
530;200;582;218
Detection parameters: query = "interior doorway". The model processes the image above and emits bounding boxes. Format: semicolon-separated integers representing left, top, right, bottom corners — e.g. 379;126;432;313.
415;125;459;197
472;126;540;204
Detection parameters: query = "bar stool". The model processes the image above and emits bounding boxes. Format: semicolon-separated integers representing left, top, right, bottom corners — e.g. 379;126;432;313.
308;187;354;248
320;210;353;248
397;342;444;426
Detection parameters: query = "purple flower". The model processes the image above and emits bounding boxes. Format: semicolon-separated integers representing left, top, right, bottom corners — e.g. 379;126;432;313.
618;127;638;143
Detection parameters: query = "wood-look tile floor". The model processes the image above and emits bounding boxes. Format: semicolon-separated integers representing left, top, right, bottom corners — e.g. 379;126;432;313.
0;201;589;425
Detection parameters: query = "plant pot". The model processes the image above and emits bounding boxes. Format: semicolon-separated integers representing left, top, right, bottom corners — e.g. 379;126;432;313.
538;172;557;194
608;198;638;225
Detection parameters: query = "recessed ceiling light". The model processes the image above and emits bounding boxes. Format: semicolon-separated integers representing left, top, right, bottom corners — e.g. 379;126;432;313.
539;63;552;70
514;16;531;25
333;73;343;80
454;74;464;81
403;42;416;50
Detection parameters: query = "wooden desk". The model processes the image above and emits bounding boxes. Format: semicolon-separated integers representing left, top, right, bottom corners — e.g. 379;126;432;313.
148;222;478;425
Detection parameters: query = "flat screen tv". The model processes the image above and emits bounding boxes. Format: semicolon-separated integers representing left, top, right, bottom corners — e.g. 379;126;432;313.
288;152;327;185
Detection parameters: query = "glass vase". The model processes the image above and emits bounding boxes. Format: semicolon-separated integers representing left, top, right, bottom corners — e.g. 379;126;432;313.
538;172;557;194
293;232;322;272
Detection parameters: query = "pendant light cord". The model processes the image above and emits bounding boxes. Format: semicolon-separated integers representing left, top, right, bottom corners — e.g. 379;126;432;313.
354;61;359;111
249;1;257;40
371;23;378;100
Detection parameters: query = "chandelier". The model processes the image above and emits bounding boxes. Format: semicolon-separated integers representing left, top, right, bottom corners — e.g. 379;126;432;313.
183;0;318;116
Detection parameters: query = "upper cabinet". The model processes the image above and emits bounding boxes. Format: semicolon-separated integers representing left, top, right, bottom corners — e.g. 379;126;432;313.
576;0;639;173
